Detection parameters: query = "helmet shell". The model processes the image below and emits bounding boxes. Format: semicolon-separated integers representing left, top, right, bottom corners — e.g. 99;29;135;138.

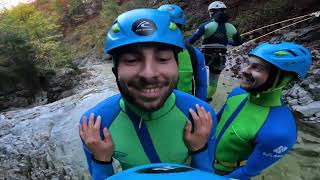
104;8;185;54
208;1;227;11
158;4;186;25
108;163;228;180
249;42;312;79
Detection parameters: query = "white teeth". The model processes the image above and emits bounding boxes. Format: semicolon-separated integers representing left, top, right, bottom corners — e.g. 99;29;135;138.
142;88;160;93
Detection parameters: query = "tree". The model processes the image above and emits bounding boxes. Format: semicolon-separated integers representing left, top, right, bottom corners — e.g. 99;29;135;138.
0;3;67;68
0;32;39;92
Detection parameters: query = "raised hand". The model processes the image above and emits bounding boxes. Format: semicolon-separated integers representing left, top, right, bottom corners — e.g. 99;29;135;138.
79;113;114;162
183;104;213;152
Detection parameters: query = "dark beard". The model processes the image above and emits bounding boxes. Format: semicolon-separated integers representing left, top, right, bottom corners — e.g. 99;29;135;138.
240;81;270;94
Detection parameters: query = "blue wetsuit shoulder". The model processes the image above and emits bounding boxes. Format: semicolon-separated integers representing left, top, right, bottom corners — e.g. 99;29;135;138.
192;47;208;101
174;90;217;172
80;94;122;179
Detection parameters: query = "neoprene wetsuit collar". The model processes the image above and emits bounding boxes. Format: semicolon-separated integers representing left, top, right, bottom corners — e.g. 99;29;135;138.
249;75;293;107
120;93;176;121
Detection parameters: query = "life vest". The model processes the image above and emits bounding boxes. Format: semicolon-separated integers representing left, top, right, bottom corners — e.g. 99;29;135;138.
203;20;237;46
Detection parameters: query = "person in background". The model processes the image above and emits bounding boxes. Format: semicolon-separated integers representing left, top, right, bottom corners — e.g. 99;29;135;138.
79;8;217;180
158;4;208;101
214;42;312;179
188;1;242;101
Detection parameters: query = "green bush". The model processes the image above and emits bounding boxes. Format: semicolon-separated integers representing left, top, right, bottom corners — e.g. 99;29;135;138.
0;32;39;92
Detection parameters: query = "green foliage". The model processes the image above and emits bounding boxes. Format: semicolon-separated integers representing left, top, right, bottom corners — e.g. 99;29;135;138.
101;0;120;20
0;3;70;68
67;0;87;17
0;32;39;91
122;0;148;11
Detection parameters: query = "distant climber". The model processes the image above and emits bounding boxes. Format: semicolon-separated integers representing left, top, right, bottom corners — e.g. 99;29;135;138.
188;1;242;101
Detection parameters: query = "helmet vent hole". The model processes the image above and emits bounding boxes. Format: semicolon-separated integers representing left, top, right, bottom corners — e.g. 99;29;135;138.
287;50;298;56
299;49;307;55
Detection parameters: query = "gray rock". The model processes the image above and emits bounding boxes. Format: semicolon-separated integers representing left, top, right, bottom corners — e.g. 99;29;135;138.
293;101;320;117
309;84;320;100
0;87;117;179
297;89;309;98
288;99;299;106
298;95;314;105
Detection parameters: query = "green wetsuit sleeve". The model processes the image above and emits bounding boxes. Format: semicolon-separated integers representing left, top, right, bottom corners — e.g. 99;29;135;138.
225;23;242;46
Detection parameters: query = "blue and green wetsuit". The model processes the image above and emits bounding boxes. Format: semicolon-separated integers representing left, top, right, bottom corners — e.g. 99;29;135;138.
215;81;297;179
80;90;217;179
177;44;207;101
188;15;242;98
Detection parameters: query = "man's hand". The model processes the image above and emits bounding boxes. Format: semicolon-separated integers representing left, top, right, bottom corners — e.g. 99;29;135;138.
183;104;213;152
79;113;114;162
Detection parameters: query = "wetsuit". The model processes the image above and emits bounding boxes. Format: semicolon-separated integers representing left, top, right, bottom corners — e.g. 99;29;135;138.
177;44;207;101
188;11;241;99
187;11;241;46
214;84;297;179
80;90;217;179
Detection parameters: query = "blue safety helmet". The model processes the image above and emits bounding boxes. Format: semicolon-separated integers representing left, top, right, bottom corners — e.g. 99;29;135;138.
158;4;186;26
249;42;312;79
107;163;228;180
104;8;185;54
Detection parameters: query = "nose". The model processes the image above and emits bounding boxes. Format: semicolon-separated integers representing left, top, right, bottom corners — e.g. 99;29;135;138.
138;56;159;79
241;64;251;76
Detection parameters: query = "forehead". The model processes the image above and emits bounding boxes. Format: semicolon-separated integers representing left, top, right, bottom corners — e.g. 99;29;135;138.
118;43;175;54
248;56;271;67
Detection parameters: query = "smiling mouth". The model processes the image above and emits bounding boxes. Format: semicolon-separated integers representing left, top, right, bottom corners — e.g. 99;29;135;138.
136;86;164;99
242;76;254;84
141;87;161;93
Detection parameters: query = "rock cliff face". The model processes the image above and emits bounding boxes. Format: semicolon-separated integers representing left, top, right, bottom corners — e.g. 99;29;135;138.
0;68;79;111
0;59;117;179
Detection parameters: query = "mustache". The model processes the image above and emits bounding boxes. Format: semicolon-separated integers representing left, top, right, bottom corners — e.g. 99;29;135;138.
241;72;253;80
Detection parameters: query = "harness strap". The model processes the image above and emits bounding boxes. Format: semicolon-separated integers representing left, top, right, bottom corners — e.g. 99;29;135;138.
125;104;161;163
213;97;248;169
215;97;248;147
214;159;247;168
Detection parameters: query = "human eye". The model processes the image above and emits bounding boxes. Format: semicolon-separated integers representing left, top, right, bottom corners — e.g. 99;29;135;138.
123;58;140;65
119;54;140;65
253;65;264;72
157;51;174;63
158;57;173;63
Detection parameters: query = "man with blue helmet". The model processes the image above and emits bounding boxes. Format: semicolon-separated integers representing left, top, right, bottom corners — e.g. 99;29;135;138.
79;9;217;180
187;1;242;101
158;4;208;101
214;42;312;179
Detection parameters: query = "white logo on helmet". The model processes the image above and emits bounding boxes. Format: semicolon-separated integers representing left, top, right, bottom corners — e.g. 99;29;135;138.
132;18;157;36
137;21;151;28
